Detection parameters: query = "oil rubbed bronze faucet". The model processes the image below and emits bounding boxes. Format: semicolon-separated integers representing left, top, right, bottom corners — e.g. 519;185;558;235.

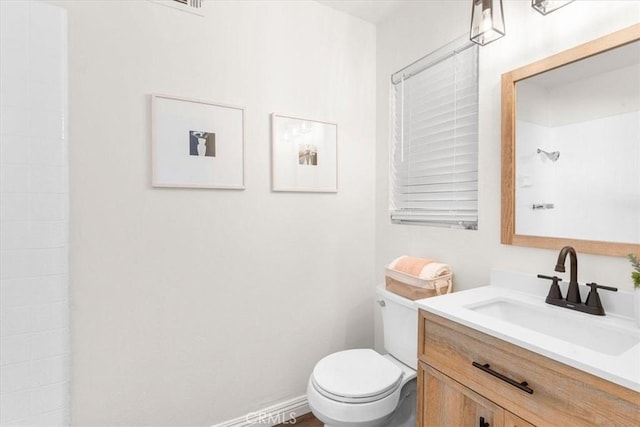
555;246;580;303
537;246;618;316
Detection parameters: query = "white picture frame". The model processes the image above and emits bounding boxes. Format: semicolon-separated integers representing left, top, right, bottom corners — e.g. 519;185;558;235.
151;94;245;189
271;114;338;192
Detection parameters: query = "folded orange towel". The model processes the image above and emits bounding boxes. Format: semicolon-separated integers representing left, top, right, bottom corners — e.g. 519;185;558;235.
391;256;435;277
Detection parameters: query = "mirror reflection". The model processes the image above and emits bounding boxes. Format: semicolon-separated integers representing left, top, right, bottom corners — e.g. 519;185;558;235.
515;40;640;245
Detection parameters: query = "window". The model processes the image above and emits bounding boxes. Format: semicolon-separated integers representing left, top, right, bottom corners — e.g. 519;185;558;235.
390;35;479;229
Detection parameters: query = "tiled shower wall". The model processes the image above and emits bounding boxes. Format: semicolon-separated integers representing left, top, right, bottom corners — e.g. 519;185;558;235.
0;1;70;425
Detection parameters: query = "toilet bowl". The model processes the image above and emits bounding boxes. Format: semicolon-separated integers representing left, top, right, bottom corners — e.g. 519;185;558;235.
307;287;419;427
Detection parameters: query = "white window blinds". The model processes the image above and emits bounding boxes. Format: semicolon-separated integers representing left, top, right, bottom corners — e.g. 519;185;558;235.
390;35;479;229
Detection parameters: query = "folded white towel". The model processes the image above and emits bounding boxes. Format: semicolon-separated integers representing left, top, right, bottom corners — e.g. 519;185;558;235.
419;262;451;280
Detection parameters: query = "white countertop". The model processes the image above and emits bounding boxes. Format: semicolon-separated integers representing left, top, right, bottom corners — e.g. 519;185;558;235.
415;270;640;392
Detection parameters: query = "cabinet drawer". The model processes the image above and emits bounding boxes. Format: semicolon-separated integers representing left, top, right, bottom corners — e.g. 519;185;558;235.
419;310;639;426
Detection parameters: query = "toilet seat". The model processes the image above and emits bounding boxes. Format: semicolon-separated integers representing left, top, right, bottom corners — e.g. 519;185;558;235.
311;349;403;404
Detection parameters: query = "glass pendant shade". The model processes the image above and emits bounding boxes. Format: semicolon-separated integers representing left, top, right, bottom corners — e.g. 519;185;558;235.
470;0;505;46
531;0;575;15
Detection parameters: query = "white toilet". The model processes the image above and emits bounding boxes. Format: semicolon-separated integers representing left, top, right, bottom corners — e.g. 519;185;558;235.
307;286;418;427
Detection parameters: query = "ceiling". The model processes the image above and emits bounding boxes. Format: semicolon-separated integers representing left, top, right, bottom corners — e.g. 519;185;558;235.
315;0;408;24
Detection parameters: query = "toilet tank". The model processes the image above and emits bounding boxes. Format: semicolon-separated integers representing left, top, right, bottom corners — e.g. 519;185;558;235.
376;286;418;370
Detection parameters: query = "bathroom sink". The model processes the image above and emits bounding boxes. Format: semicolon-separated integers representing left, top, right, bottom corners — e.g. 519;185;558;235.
416;271;640;392
467;298;640;356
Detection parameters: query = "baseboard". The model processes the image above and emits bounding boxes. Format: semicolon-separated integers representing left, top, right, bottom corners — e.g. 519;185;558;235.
212;395;310;427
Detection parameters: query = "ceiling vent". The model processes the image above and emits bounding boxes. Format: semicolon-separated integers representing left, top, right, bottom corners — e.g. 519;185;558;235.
149;0;206;17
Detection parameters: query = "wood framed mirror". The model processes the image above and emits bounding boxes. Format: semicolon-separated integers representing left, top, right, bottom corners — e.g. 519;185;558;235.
501;24;640;256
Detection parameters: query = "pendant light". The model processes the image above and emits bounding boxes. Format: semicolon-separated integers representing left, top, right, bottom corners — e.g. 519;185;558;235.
532;0;575;15
470;0;505;46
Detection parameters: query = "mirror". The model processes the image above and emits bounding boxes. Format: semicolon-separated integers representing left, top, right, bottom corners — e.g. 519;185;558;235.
502;24;640;256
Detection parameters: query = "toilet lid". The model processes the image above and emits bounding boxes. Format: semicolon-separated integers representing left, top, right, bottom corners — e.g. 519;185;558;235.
311;349;402;403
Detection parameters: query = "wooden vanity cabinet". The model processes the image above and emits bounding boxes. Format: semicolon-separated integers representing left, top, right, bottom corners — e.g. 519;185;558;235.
417;310;640;427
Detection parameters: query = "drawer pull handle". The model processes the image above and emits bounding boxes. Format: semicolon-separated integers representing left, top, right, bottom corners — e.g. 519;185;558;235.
479;416;489;427
472;362;534;394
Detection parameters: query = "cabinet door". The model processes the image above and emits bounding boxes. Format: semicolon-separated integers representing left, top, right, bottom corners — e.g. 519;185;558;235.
420;362;504;427
504;412;535;427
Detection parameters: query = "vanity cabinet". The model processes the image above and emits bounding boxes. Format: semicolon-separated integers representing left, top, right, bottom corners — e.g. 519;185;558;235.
417;310;640;426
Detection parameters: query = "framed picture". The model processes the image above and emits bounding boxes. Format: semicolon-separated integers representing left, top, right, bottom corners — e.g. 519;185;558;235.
271;114;338;192
151;94;245;189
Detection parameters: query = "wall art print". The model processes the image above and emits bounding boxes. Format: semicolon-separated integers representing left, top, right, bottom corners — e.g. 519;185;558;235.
271;113;338;192
152;94;245;189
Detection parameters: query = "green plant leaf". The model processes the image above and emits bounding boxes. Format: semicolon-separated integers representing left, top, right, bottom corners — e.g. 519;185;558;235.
628;253;640;272
632;271;640;288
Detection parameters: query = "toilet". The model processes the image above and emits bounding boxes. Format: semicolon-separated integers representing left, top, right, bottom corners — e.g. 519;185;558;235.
307;286;418;427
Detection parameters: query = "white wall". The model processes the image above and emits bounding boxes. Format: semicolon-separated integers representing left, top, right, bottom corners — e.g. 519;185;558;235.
375;1;640;348
0;1;70;424
48;0;376;425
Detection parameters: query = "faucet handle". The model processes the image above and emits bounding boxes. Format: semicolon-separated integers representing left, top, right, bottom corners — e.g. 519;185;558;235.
585;283;618;315
537;274;563;300
586;283;618;293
